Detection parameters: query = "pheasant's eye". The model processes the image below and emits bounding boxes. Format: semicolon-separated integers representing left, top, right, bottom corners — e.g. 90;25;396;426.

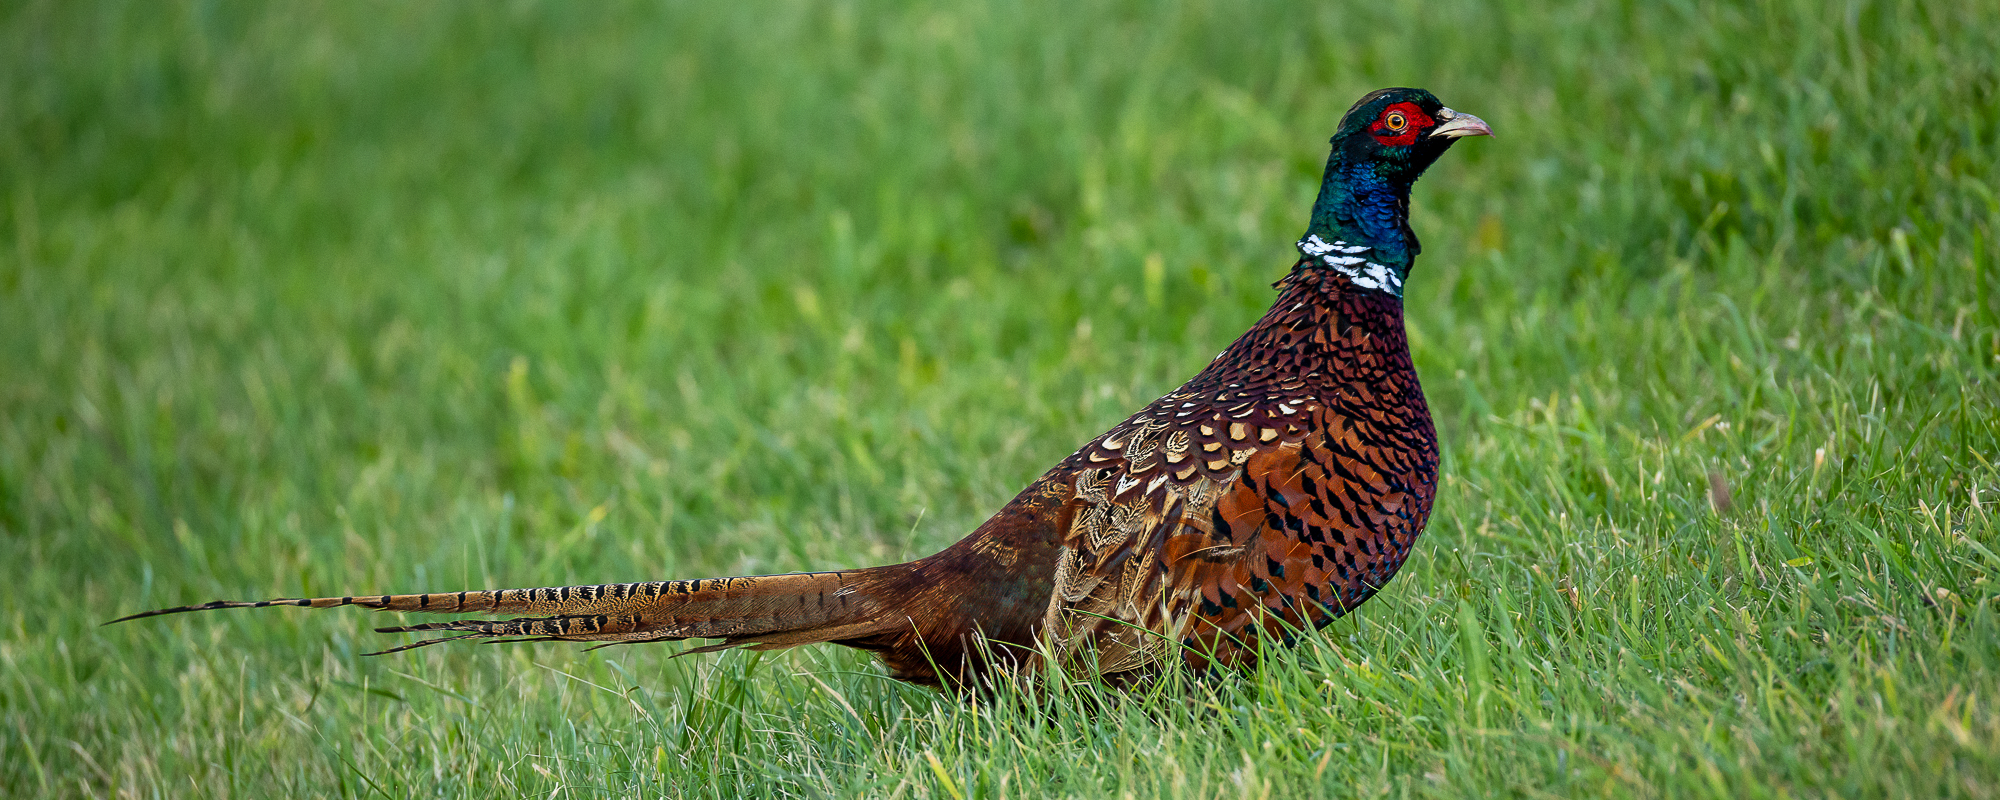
1384;112;1408;132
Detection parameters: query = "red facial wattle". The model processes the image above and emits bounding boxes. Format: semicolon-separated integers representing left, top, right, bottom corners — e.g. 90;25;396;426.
1369;102;1435;146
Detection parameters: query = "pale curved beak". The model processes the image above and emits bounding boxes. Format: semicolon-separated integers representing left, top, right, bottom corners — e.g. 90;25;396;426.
1429;107;1493;139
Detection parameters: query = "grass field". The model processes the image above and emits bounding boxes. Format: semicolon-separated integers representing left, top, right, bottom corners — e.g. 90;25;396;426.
5;1;1999;797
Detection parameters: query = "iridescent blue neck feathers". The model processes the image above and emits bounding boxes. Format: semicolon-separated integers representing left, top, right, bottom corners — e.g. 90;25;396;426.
1300;157;1420;298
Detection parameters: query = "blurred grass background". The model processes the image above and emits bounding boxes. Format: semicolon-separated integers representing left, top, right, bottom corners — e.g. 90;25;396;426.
3;0;1998;796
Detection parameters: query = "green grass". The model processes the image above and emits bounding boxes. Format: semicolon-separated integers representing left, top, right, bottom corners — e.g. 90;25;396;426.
4;0;1998;796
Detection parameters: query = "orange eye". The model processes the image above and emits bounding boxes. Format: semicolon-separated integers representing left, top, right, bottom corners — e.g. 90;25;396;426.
1384;112;1408;132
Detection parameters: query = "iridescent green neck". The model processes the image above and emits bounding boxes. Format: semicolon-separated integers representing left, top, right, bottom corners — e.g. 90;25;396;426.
1298;157;1417;297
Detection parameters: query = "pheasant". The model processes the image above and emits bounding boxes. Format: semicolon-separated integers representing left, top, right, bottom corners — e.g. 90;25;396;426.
114;88;1490;691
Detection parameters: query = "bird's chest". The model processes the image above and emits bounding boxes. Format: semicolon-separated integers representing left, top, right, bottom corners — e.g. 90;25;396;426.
1240;329;1439;604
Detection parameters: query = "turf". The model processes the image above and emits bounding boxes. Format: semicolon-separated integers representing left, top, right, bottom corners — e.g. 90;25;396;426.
4;1;1998;797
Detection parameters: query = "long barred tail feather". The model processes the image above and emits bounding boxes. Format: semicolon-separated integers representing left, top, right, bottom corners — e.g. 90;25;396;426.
108;568;917;656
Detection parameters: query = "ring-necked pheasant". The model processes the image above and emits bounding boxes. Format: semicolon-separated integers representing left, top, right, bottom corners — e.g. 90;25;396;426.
114;88;1490;691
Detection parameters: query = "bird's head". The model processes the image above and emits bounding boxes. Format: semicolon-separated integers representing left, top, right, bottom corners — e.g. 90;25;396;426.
1300;88;1492;293
1330;87;1492;185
